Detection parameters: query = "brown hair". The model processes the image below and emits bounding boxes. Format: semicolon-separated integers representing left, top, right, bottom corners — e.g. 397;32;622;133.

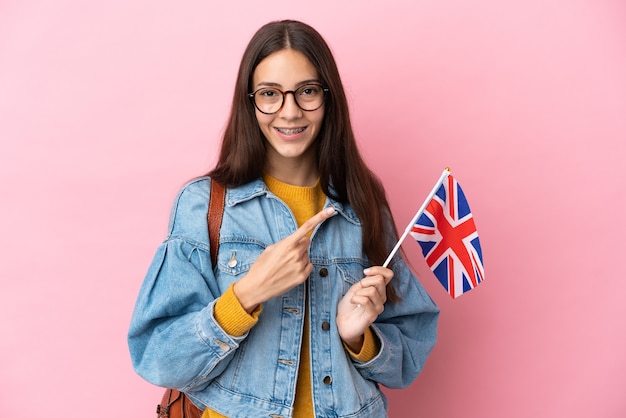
209;20;399;300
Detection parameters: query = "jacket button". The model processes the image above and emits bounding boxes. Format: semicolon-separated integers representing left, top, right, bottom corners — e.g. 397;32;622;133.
319;268;328;277
323;375;332;385
321;321;330;331
214;338;230;352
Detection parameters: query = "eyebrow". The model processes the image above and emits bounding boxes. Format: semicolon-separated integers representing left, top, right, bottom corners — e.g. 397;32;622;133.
254;79;322;89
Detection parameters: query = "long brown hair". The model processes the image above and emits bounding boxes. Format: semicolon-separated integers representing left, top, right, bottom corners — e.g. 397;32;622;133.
209;20;399;300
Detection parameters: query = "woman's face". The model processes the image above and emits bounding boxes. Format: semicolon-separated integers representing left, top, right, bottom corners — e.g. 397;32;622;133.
251;48;325;172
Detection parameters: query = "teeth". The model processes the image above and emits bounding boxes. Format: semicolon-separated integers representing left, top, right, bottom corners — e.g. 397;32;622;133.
277;127;305;135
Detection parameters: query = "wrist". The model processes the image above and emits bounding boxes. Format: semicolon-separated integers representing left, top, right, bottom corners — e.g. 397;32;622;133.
233;280;260;314
342;334;364;353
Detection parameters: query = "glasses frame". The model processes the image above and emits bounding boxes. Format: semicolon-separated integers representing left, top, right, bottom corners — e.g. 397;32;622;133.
248;84;329;115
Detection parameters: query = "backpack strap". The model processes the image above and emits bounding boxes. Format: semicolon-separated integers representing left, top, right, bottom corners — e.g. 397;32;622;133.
207;179;226;267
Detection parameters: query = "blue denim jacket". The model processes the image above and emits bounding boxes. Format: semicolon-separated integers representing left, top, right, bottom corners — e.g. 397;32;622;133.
128;177;439;418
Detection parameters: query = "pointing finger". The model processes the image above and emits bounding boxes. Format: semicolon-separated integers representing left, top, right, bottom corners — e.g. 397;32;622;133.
290;206;335;242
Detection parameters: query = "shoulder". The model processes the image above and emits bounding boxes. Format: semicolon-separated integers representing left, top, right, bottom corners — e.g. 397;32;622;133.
177;176;212;202
166;176;213;240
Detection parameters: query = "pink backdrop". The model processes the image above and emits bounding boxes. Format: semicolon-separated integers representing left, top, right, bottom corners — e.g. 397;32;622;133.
1;1;625;417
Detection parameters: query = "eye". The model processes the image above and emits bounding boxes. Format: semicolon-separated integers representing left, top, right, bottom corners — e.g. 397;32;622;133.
299;85;322;96
259;88;280;98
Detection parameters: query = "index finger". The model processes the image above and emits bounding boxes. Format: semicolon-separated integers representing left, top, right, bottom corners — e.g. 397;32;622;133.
364;266;394;285
290;207;336;241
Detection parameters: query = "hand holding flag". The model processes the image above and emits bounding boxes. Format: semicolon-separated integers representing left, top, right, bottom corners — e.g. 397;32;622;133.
384;168;485;298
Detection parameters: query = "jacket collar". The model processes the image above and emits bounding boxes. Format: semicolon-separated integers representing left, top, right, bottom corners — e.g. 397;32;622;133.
224;177;360;225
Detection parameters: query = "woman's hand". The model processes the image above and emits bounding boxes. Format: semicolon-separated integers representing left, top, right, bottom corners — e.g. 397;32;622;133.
336;266;394;352
233;207;335;313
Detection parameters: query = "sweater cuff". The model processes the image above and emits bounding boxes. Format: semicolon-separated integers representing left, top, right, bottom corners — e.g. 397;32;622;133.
344;327;380;362
213;283;262;337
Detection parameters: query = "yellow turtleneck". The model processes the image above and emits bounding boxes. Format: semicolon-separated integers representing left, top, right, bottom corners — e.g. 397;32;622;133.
203;175;379;418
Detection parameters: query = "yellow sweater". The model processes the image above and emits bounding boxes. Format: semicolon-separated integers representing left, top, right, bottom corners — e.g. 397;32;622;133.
203;175;379;417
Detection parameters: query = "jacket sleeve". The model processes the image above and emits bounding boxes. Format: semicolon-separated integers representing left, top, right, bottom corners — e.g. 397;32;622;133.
352;256;440;388
127;180;248;391
349;206;440;388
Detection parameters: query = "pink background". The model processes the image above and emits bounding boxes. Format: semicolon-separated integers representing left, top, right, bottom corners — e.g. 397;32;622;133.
1;1;625;417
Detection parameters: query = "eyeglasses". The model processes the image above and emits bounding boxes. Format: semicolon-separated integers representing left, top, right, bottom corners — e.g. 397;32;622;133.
248;84;329;115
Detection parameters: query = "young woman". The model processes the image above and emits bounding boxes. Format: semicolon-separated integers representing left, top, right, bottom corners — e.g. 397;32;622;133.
128;20;439;418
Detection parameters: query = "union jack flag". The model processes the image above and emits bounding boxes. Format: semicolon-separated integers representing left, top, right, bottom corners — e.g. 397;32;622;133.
410;174;484;298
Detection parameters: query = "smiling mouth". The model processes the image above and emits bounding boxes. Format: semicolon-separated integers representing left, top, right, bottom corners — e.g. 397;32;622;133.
275;127;306;135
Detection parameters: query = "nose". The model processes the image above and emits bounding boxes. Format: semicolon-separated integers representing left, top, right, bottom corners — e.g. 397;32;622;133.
278;91;303;119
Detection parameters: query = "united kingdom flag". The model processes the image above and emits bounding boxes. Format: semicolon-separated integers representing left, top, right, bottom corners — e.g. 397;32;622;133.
410;174;485;298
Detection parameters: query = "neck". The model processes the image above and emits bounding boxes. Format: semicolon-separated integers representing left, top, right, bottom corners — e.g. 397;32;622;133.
265;150;318;187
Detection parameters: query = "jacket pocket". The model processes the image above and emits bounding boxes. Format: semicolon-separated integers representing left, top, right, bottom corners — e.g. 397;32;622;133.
336;260;369;295
215;240;266;290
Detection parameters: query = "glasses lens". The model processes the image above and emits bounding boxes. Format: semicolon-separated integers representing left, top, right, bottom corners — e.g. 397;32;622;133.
294;84;325;111
254;88;283;114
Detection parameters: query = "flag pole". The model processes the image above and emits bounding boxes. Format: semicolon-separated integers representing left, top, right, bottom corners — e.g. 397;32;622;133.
382;168;451;268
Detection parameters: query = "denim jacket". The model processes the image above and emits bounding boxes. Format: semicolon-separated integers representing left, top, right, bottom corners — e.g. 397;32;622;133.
128;177;439;418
